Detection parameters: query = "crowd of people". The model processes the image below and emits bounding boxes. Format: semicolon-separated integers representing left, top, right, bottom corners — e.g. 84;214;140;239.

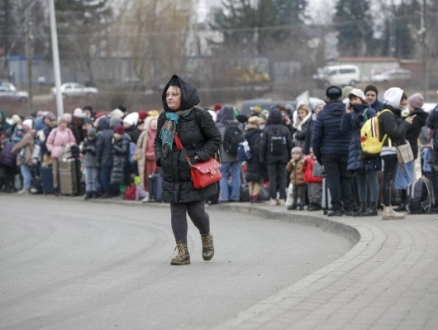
1;82;438;222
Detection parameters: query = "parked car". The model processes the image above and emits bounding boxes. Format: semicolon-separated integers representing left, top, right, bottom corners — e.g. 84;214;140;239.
313;65;360;87
52;83;98;98
371;69;413;84
0;82;28;102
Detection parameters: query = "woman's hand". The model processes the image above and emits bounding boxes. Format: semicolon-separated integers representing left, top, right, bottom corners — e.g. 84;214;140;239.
405;116;415;124
345;103;352;114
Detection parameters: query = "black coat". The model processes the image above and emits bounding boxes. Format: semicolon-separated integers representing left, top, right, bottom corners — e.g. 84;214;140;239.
245;128;267;182
154;75;222;204
379;105;410;147
405;109;427;159
111;134;130;184
125;125;140;144
96;117;114;167
303;117;316;155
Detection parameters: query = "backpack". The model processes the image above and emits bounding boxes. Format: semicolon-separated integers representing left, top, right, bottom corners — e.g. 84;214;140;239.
237;133;259;162
128;142;136;164
406;177;434;214
270;128;285;155
360;109;392;156
223;123;244;155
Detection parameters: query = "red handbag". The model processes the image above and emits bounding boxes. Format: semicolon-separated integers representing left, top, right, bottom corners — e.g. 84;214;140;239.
174;133;222;189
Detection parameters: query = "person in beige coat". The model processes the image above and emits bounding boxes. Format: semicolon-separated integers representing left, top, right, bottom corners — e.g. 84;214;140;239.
12;120;35;195
134;115;158;201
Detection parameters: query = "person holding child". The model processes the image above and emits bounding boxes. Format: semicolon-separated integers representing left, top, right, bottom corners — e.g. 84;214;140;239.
286;147;307;210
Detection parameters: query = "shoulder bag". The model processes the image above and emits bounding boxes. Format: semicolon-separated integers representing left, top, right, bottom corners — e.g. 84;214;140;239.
174;133;222;189
396;141;414;164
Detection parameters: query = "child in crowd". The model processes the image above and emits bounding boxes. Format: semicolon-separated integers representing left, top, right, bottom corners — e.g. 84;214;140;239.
303;149;323;211
111;125;130;195
286;147;306;210
82;128;99;200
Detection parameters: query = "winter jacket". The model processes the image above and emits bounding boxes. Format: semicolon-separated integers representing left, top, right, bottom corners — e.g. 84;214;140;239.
216;105;241;163
259;109;293;164
96;117;114;167
340;104;381;171
426;104;438;131
82;138;98;168
292;112;312;148
46;126;76;159
371;100;384;113
125;125;140;144
244;128;267;183
0;140;17;167
0;110;11;132
154;75;222;204
312;101;351;160
12;131;35;166
134;117;156;189
286;158;305;185
303;116;316;155
40;121;58;156
111;134;130;184
379;105;410;147
303;156;323;184
405;109;427;159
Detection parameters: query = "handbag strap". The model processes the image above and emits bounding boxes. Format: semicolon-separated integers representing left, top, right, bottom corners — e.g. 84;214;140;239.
174;133;190;164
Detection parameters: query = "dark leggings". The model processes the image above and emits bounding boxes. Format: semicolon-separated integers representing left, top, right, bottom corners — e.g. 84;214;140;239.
170;200;210;242
382;154;398;207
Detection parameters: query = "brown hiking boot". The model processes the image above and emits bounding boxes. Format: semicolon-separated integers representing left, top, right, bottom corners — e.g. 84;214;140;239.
170;241;190;265
201;233;214;261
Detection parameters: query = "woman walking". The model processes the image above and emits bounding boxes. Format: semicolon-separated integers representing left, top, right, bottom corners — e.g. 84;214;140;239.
154;75;222;265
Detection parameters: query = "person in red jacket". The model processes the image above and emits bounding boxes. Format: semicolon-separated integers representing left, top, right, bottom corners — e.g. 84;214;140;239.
303;150;323;211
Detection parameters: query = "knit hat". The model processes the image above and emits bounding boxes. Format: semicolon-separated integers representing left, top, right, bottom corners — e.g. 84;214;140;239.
109;109;124;119
247;116;260;128
138;110;148;121
83;105;93;112
342;86;354;99
213;103;222;111
87;128;96;137
236;114;248;124
148;110;159;117
44;112;56;121
123;112;139;126
113;125;125;135
383;87;404;108
250;105;262;114
312;99;325;111
408;93;424;109
11;114;21;125
59;114;71;124
364;85;379;95
73;108;84;117
292;147;302;154
326;86;342;100
23;119;33;129
110;117;122;129
347;88;366;102
118;105;127;113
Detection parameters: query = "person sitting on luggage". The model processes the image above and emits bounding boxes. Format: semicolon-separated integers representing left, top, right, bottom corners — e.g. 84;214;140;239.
286;147;307;210
11;120;35;195
110;125;130;196
46;114;77;196
302;149;323;211
82;128;99;200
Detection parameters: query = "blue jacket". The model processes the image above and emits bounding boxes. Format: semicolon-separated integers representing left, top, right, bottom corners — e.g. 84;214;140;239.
371;100;384;113
340;104;381;171
312;101;351;159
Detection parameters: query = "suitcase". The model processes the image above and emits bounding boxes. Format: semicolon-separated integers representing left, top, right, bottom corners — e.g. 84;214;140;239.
59;158;81;196
322;178;332;215
149;173;163;202
40;166;54;194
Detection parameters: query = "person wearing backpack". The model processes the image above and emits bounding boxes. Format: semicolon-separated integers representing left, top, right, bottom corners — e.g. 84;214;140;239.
393;93;428;211
244;116;266;203
379;87;414;220
340;89;380;217
260;108;293;205
312;86;354;217
217;105;244;203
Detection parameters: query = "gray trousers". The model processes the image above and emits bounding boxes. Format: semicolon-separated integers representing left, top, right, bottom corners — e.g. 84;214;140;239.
170;200;210;242
308;182;322;206
85;167;99;192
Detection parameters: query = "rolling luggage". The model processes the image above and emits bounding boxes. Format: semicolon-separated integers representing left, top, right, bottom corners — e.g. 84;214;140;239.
149;173;163;202
59;158;81;196
322;178;332;215
40;166;54;194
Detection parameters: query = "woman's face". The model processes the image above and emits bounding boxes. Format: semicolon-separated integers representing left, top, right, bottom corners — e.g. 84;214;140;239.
349;96;362;105
150;120;157;130
297;109;307;119
314;104;324;114
399;98;408;110
84;110;91;118
59;122;67;129
166;86;182;111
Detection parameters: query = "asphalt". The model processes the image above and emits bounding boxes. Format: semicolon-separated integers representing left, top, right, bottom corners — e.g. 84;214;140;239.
1;194;437;329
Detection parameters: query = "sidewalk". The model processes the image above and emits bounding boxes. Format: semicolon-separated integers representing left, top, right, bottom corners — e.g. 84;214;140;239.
49;196;438;329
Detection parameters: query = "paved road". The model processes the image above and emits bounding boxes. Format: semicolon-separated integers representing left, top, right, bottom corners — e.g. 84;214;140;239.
0;195;352;330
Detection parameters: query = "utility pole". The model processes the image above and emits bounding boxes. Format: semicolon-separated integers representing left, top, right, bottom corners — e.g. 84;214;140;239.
49;0;64;117
25;8;33;115
420;0;428;101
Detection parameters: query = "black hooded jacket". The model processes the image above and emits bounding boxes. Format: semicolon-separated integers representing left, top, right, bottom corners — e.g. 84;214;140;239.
379;105;410;148
405;109;428;159
96;117;114;167
154;75;222;204
259;109;292;164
